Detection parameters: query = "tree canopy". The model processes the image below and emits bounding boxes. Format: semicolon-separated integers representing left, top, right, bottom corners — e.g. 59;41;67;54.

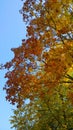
3;0;73;129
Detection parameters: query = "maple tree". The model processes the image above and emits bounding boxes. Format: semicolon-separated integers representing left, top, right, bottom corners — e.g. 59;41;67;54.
4;0;73;105
3;0;73;129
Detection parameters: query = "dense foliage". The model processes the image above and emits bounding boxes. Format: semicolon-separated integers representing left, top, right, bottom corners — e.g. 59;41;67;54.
4;0;73;129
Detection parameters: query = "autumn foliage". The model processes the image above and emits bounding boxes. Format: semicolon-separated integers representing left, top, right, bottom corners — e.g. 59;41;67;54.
3;0;73;129
4;0;73;105
3;1;73;128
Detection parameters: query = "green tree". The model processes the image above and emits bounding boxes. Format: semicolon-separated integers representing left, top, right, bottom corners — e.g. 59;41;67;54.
10;83;73;130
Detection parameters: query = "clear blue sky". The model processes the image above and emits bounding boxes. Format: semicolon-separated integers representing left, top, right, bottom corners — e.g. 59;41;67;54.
0;0;26;129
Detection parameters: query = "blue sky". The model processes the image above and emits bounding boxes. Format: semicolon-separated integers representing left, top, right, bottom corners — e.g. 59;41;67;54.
0;0;26;129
